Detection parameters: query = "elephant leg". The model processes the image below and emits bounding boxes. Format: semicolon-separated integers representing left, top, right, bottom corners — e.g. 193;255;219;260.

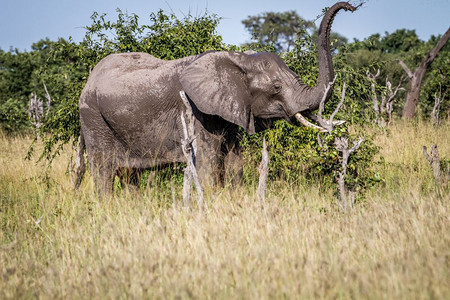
116;167;142;193
194;134;224;187
196;153;223;187
224;146;244;186
88;156;115;197
81;107;126;197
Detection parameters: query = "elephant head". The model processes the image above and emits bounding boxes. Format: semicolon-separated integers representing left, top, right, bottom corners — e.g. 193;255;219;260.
180;2;357;134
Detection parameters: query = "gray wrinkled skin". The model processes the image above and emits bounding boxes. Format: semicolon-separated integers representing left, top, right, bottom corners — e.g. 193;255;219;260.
79;2;356;194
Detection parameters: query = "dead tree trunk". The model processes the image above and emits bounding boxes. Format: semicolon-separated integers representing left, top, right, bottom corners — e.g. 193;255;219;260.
431;79;443;125
366;69;381;121
257;137;269;205
423;144;442;182
314;81;365;209
28;82;52;130
400;27;450;119
28;93;44;129
179;91;205;210
335;137;364;210
381;77;405;125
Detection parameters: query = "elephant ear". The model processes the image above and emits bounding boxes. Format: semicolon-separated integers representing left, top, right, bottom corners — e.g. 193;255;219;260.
180;52;255;134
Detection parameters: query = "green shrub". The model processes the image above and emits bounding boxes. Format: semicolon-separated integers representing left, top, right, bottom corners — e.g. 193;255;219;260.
242;121;381;196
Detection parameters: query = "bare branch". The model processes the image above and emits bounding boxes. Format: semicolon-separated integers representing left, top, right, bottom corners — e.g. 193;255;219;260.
73;135;86;190
181;161;193;208
179;91;205;210
382;77;405;124
366;68;380;81
316;78;347;133
317;77;336;123
367;70;380;116
422;27;450;68
398;60;414;79
431;85;442;126
42;81;52;115
349;138;364;154
423;146;432;164
335;137;364;210
329;82;347;125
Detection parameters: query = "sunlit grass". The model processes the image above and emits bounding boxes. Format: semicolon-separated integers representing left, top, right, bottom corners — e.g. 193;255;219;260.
1;121;449;299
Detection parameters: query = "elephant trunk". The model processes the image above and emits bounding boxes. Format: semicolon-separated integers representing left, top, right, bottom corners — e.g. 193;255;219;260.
293;2;357;115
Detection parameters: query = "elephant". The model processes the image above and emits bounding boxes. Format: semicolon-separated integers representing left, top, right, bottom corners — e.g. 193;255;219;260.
76;2;357;195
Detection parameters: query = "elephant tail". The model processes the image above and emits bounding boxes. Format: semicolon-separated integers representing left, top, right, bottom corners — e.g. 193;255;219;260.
73;130;86;190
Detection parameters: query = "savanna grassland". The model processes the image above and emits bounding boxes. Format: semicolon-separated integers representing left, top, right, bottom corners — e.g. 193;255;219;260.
1;121;449;299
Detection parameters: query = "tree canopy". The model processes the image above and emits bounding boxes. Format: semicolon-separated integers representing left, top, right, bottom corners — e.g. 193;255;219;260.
241;10;347;53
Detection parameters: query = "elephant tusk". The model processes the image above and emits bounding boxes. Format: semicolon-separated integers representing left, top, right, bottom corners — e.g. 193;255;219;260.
294;113;328;132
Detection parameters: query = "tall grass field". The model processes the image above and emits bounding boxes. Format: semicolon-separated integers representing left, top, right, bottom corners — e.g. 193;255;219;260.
1;121;449;299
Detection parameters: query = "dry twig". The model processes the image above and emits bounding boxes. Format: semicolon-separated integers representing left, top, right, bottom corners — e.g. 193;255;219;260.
179;91;205;210
423;144;442;182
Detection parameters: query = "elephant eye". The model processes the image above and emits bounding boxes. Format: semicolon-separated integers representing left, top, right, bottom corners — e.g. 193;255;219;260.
273;82;282;94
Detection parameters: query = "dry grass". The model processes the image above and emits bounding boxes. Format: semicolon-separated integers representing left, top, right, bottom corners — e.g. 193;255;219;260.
1;121;449;299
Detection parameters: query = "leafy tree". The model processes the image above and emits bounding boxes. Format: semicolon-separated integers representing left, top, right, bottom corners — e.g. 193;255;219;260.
380;29;422;53
342;29;450;121
0;49;35;132
242;10;347;53
400;28;450;118
242;11;315;52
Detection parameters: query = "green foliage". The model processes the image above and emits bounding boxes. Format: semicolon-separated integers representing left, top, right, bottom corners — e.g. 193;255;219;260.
344;29;450;120
144;10;227;59
242;11;316;53
0;49;36;132
242;10;347;53
83;9;226;62
0;98;29;132
420;40;450;117
242;121;381;195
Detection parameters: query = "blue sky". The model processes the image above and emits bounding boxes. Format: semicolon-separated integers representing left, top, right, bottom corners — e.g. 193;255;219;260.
1;0;449;51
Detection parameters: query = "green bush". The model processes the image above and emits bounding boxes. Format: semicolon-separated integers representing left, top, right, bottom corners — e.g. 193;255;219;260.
242;121;381;196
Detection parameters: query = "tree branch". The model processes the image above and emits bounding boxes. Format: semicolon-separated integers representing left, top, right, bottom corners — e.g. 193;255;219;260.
42;81;52;115
329;82;346;124
179;91;205;210
398;60;414;79
422;27;450;67
316;78;346;133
